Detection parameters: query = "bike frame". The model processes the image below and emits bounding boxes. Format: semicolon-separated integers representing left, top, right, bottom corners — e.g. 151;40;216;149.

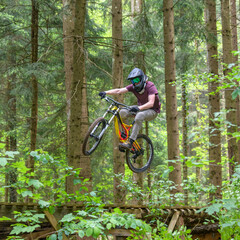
99;97;141;150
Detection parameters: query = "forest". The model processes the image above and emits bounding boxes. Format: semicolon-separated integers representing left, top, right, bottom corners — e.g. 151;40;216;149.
1;0;240;239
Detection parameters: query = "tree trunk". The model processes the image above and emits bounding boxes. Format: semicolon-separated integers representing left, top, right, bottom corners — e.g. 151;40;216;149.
27;0;39;202
205;0;222;200
131;0;144;206
195;94;202;185
177;6;190;206
182;80;188;205
221;0;238;178
80;76;93;192
63;0;91;195
112;0;125;204
4;87;9;202
230;0;240;167
6;52;18;202
63;0;74;148
146;121;152;202
163;0;182;196
230;0;238;63
131;0;142;18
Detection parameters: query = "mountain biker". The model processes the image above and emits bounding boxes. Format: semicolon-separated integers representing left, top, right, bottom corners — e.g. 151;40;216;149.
99;68;161;150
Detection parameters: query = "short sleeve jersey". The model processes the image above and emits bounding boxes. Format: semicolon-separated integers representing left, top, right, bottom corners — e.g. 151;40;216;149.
126;81;161;113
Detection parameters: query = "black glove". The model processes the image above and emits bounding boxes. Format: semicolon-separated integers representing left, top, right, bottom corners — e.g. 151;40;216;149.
129;106;140;113
99;91;106;99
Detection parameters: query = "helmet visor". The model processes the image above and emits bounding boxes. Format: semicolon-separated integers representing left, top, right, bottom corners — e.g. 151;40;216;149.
131;77;141;85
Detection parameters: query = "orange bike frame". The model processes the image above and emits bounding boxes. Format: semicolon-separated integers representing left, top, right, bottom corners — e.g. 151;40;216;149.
112;107;141;151
101;100;141;151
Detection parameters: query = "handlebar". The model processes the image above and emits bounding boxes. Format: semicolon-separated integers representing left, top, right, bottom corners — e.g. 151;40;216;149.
102;96;130;109
100;96;137;116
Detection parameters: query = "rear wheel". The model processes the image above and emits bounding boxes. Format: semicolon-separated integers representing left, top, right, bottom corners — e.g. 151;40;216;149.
82;117;106;156
126;134;154;173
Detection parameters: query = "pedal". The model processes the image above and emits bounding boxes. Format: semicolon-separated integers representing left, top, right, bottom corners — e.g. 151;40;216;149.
132;154;138;159
119;146;126;152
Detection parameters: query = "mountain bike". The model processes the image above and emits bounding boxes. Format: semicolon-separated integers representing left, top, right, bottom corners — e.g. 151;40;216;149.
82;96;154;173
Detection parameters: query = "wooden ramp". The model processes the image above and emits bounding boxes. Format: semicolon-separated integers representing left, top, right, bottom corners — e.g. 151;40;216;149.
0;202;220;240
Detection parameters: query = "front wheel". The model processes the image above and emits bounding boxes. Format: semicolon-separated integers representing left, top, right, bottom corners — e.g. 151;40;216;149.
82;117;107;156
126;134;154;173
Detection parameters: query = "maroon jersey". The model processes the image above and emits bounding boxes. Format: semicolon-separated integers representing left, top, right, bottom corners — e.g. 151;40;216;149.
126;81;161;113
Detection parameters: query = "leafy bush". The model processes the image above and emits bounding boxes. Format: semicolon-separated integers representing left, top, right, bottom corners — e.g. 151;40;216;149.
2;151;194;239
203;165;240;240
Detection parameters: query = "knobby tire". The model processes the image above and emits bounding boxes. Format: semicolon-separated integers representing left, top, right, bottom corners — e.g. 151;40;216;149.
82;117;106;156
126;134;154;173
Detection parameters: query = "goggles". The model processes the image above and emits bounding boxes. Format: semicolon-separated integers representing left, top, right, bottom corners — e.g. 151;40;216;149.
131;77;141;85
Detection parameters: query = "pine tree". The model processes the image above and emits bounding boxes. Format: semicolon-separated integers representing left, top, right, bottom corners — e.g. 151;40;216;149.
63;0;88;194
112;0;126;204
205;0;222;200
221;0;238;177
163;0;182;196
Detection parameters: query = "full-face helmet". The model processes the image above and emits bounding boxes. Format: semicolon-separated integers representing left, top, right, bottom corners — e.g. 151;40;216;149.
127;68;148;93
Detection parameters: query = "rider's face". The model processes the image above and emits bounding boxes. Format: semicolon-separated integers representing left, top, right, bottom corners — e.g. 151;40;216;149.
131;77;141;86
134;81;141;86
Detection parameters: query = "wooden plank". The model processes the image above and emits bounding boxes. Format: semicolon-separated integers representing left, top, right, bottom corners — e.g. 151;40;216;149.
44;210;69;240
108;229;132;236
115;237;127;240
192;232;221;240
44;211;59;231
168;211;180;233
21;228;54;240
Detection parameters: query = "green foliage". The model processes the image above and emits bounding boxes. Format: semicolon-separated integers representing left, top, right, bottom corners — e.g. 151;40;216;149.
0;151;19;167
203;165;240;240
10;210;45;237
150;220;192;240
0;216;12;221
59;207;152;239
2;151;194;239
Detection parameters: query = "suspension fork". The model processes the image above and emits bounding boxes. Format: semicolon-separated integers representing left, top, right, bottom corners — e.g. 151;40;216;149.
89;104;119;140
99;104;120;135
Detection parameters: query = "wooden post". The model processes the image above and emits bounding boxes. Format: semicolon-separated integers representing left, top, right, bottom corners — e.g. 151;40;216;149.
44;210;68;240
109;229;131;240
168;211;185;240
168;211;180;232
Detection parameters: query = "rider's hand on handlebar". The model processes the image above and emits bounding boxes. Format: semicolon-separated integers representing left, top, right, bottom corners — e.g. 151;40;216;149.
99;91;106;99
129;106;140;113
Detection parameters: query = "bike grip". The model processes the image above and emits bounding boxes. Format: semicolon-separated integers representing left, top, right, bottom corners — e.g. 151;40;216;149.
99;92;106;99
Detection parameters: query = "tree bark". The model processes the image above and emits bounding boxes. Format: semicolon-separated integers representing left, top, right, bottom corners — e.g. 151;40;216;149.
182;80;188;205
177;6;189;206
4;77;9;202
163;0;182;196
230;0;240;167
131;0;142;18
27;0;39;202
112;0;125;204
205;0;222;200
63;0;74;148
230;0;238;63
62;0;91;195
80;76;93;192
131;0;144;206
6;53;18;202
221;0;238;178
195;94;202;185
